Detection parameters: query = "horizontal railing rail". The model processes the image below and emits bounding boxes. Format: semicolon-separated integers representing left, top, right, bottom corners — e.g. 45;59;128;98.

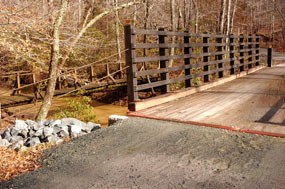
124;25;262;111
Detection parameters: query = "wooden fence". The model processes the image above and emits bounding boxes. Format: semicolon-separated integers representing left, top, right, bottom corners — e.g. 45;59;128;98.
124;25;261;110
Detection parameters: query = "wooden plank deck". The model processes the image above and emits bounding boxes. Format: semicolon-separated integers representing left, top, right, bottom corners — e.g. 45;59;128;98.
130;64;285;137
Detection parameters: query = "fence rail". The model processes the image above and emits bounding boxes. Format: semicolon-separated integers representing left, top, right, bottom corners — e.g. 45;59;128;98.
124;25;261;110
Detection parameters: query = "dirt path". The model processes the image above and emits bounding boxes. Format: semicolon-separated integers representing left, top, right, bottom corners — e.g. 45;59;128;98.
1;117;284;189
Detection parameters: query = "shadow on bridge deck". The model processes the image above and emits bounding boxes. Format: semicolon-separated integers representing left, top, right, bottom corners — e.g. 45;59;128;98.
129;63;285;137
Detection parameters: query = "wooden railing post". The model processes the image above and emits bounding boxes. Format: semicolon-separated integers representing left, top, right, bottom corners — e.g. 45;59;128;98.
124;25;138;108
229;35;235;75
255;35;260;66
267;47;272;67
74;68;78;89
32;73;36;84
216;36;224;78
89;65;95;82
57;77;62;90
184;32;191;88
248;34;253;69
203;34;209;82
239;34;245;72
159;28;170;93
16;73;21;95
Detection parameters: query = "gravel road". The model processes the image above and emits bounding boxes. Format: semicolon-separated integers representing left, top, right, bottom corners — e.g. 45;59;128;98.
1;117;285;189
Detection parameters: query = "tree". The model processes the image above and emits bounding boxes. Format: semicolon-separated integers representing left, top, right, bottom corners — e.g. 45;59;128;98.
219;0;227;33
36;0;141;121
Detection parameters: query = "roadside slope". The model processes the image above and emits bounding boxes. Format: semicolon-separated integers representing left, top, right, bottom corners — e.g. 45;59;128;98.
1;117;285;189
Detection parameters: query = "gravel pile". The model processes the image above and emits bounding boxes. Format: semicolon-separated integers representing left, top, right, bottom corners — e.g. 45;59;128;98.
0;118;101;150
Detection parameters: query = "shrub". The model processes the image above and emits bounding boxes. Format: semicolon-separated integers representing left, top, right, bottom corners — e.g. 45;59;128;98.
55;96;96;122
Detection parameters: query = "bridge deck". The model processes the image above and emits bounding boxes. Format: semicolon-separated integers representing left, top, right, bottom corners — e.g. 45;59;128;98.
130;64;285;136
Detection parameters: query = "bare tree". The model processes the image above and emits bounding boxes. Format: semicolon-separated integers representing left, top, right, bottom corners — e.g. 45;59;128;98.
36;1;141;121
36;0;68;121
114;0;123;78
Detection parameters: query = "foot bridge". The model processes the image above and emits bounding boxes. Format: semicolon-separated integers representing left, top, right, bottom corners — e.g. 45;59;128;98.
0;59;127;108
124;25;285;137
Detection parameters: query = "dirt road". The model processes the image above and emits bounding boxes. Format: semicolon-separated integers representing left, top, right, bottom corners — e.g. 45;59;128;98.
1;117;285;189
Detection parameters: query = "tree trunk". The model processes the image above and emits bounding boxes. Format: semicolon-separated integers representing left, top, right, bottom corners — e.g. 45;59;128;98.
226;0;231;35
114;0;122;78
36;0;68;121
230;0;238;33
192;0;199;33
169;0;176;67
219;0;227;33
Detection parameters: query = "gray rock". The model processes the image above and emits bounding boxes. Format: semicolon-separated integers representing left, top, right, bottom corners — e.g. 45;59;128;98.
0;138;10;147
43;120;53;126
25;120;37;127
24;137;41;147
58;130;69;138
47;135;61;144
43;127;53;137
34;127;44;137
19;128;29;138
9;140;24;151
82;122;100;133
15;120;29;130
32;123;42;131
91;124;101;132
62;118;86;127
9;135;24;143
52;126;62;135
50;119;62;127
10;128;20;136
28;129;36;137
108;115;128;126
68;125;82;138
2;129;11;139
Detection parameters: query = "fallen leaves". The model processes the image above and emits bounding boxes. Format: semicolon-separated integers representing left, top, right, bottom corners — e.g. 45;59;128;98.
0;143;53;182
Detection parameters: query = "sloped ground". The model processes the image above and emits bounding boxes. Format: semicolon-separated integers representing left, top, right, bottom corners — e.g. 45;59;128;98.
1;117;284;189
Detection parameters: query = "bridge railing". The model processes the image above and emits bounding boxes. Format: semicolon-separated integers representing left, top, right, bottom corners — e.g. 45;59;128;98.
124;25;261;111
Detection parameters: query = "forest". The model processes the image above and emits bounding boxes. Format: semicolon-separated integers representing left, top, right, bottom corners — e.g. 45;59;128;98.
0;0;284;120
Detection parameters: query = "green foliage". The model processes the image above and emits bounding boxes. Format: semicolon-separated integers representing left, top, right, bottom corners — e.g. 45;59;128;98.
193;77;202;86
55;96;96;122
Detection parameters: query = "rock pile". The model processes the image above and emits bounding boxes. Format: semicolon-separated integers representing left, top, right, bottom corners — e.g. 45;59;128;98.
0;118;101;150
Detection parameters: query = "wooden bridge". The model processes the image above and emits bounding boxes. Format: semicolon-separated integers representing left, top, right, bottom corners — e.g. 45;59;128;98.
0;60;127;108
125;25;285;137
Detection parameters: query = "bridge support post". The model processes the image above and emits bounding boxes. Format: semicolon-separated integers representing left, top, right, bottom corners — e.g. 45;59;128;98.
216;36;224;78
267;48;272;67
16;73;21;95
239;35;245;72
159;28;170;93
184;31;191;88
89;66;95;82
124;25;138;110
229;35;235;75
248;34;253;69
255;35;260;66
203;34;210;82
